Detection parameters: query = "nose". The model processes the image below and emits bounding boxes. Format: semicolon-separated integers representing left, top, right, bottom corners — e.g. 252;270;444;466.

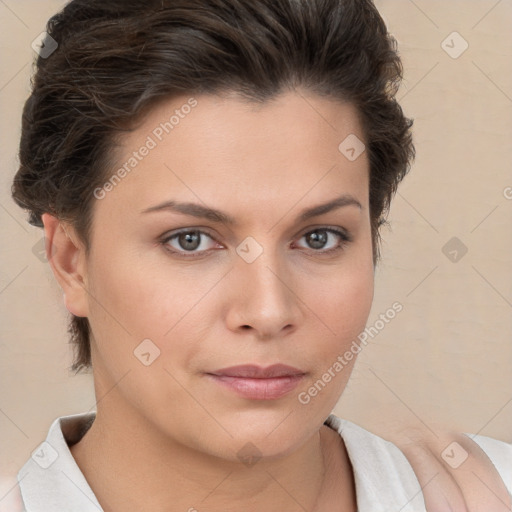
224;245;303;340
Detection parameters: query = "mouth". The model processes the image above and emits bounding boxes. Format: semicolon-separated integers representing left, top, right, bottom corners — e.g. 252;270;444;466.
205;364;306;400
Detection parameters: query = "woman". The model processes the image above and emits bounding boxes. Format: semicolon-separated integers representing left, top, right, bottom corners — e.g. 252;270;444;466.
11;0;512;510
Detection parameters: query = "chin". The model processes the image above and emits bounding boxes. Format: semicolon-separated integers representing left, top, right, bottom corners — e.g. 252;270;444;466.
214;411;318;459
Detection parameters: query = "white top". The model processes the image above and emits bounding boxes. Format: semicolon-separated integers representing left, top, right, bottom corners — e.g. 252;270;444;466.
16;411;512;511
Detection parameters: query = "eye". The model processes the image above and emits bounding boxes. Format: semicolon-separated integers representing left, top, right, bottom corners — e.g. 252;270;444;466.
160;226;352;259
294;227;351;255
161;229;220;258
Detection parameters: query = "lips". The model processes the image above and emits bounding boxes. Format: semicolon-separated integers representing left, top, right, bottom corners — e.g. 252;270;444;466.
206;364;306;400
209;364;305;378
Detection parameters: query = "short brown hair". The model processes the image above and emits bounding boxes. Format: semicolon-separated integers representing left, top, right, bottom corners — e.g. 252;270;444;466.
11;0;415;374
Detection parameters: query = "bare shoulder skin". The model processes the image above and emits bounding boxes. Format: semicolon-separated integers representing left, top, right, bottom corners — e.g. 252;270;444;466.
391;423;511;512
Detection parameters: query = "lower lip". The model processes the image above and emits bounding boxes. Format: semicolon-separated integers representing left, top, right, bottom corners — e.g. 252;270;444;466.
207;374;305;400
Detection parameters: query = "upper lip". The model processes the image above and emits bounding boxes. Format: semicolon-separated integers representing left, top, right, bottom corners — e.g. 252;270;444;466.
208;364;306;378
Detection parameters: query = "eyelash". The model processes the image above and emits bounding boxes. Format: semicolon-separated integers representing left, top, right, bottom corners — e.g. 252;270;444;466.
160;227;352;259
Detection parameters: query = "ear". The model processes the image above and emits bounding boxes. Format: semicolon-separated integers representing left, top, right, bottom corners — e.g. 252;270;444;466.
41;213;89;318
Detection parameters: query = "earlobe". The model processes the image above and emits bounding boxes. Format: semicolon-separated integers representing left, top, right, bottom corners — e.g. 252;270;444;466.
41;213;89;318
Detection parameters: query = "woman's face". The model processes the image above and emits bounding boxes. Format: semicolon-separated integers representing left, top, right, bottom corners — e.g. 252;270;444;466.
81;90;374;459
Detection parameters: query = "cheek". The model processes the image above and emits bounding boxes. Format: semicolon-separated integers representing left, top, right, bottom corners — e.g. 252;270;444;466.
85;245;215;364
84;244;166;353
302;259;374;391
321;279;373;354
296;261;374;408
314;253;374;338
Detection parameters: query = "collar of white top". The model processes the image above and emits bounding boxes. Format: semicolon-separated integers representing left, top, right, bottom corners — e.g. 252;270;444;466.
18;411;429;512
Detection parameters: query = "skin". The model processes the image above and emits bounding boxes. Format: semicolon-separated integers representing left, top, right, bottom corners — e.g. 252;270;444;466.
43;90;372;511
390;420;512;512
41;90;512;512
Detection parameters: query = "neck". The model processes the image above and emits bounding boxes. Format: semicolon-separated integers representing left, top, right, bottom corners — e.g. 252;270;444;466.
70;402;355;512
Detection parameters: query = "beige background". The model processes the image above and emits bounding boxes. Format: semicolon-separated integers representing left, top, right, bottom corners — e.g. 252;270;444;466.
1;0;511;508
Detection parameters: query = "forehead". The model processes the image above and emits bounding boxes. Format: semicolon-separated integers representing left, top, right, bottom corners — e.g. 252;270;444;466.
97;90;369;222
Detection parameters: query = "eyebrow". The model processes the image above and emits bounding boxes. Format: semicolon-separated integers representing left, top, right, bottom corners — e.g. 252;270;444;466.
141;194;362;225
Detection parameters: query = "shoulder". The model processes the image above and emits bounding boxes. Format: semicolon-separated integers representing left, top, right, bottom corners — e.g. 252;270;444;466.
327;414;428;510
386;422;512;512
327;415;512;512
16;412;101;512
